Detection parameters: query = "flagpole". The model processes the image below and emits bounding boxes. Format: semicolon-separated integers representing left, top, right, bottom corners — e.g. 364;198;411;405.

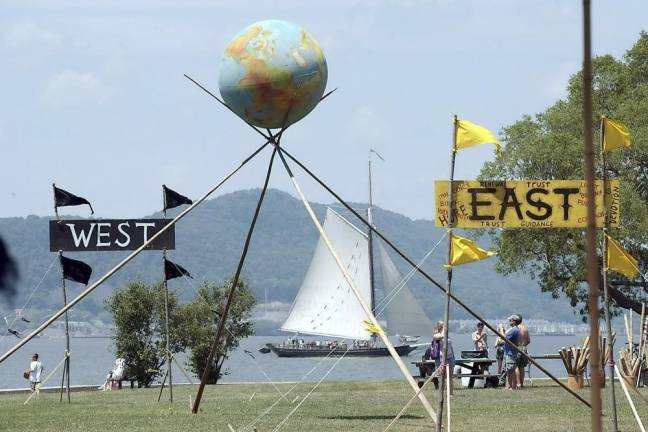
57;251;71;403
437;115;458;432
582;0;604;429
367;153;376;315
600;116;619;431
163;248;173;402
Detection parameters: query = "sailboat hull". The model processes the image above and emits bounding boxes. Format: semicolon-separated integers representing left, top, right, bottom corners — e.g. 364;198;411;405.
265;343;416;357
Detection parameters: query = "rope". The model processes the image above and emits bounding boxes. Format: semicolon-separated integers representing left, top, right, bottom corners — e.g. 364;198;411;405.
23;351;70;405
374;232;448;317
1;256;57;345
239;347;339;432
382;365;444;432
269;345;352;432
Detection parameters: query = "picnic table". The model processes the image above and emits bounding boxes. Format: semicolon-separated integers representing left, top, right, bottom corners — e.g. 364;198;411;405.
413;357;497;388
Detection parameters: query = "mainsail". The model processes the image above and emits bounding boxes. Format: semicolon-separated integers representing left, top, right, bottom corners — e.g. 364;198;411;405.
377;241;436;336
281;208;373;340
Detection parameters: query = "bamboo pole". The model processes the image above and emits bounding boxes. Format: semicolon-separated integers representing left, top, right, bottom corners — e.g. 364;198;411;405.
278;145;592;409
615;364;646;432
437;115;458;432
0;141;270;365
275;148;438;423
582;0;603;429
191;148;278;414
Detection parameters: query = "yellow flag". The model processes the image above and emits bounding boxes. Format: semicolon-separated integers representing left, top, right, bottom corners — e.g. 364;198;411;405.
363;320;383;334
605;235;639;279
447;233;496;267
602;117;631;153
454;119;500;153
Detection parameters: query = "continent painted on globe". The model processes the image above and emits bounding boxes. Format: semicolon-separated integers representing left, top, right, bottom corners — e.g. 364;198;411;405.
218;20;328;129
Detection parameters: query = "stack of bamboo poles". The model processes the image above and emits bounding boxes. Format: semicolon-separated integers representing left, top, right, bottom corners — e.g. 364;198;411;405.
619;307;646;388
559;336;590;390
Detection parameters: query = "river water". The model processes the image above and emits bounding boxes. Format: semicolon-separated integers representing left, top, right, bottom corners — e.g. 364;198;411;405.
0;334;586;390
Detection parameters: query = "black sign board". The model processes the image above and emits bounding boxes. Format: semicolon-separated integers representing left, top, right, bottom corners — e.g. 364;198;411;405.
49;219;175;252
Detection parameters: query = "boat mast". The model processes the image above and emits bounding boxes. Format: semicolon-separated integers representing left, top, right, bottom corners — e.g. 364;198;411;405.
367;153;376;314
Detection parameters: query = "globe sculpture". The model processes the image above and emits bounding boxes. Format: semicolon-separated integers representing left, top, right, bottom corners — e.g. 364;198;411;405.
218;20;328;129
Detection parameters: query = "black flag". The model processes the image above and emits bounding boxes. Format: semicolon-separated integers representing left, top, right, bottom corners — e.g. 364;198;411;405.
60;255;92;285
163;185;192;211
54;185;94;215
164;258;192;281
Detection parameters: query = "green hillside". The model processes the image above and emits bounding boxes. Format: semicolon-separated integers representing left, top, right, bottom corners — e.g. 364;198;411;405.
0;189;580;327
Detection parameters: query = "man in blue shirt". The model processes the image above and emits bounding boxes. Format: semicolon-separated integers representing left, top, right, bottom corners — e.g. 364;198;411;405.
504;315;520;389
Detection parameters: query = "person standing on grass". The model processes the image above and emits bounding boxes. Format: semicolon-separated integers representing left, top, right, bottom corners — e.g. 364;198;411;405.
504;316;520;390
433;320;455;395
515;314;531;388
29;353;43;393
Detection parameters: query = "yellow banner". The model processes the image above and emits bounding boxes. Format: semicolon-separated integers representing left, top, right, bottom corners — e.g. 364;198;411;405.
435;180;620;228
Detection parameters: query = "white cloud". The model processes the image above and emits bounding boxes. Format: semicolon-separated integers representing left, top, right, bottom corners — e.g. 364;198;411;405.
4;19;62;50
42;70;114;110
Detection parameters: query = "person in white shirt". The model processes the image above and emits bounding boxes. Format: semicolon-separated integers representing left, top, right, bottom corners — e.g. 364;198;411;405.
472;322;488;353
29;353;43;393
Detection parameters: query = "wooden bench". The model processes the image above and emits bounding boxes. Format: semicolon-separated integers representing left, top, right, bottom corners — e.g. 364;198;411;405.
413;358;498;389
108;375;138;389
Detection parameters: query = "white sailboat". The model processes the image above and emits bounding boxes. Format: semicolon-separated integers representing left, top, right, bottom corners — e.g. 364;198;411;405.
265;207;435;357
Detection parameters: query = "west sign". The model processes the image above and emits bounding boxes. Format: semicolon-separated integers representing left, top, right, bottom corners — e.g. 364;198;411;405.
435;180;620;229
49;219;175;251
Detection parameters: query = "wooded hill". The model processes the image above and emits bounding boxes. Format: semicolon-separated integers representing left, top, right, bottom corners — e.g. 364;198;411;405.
0;189;580;329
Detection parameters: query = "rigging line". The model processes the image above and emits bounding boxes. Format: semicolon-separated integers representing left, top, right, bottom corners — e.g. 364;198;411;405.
270;345;352;432
383;366;445;432
0;255;58;345
374;232;448;316
239;346;340;432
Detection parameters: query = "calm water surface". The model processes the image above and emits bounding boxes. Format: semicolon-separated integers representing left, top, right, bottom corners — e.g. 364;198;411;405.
0;334;586;390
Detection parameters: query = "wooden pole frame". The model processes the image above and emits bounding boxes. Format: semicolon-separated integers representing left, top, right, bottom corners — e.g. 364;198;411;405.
275;147;438;423
582;1;604;429
600;116;619;430
278;145;593;409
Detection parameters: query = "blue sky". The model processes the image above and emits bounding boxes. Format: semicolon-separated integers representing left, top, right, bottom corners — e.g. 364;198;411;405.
1;0;646;220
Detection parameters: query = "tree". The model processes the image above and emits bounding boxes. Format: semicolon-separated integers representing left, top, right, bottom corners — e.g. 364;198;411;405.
480;32;648;319
106;280;187;387
183;278;255;384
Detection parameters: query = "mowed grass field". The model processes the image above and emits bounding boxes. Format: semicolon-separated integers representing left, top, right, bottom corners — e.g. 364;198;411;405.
0;380;646;432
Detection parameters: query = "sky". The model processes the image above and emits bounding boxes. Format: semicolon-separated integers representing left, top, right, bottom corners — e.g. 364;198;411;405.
1;0;647;221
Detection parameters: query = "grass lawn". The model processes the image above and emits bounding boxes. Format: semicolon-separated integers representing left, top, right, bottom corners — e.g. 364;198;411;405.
0;380;646;432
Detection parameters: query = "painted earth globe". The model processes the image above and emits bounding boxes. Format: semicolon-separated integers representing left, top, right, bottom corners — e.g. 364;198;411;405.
218;20;328;129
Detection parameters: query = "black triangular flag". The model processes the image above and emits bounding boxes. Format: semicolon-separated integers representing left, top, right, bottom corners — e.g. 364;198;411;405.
54;185;94;215
60;255;92;285
164;258;192;281
163;185;192;211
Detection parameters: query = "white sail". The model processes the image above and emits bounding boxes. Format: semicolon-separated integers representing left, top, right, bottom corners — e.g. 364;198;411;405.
377;241;436;336
281;208;372;340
